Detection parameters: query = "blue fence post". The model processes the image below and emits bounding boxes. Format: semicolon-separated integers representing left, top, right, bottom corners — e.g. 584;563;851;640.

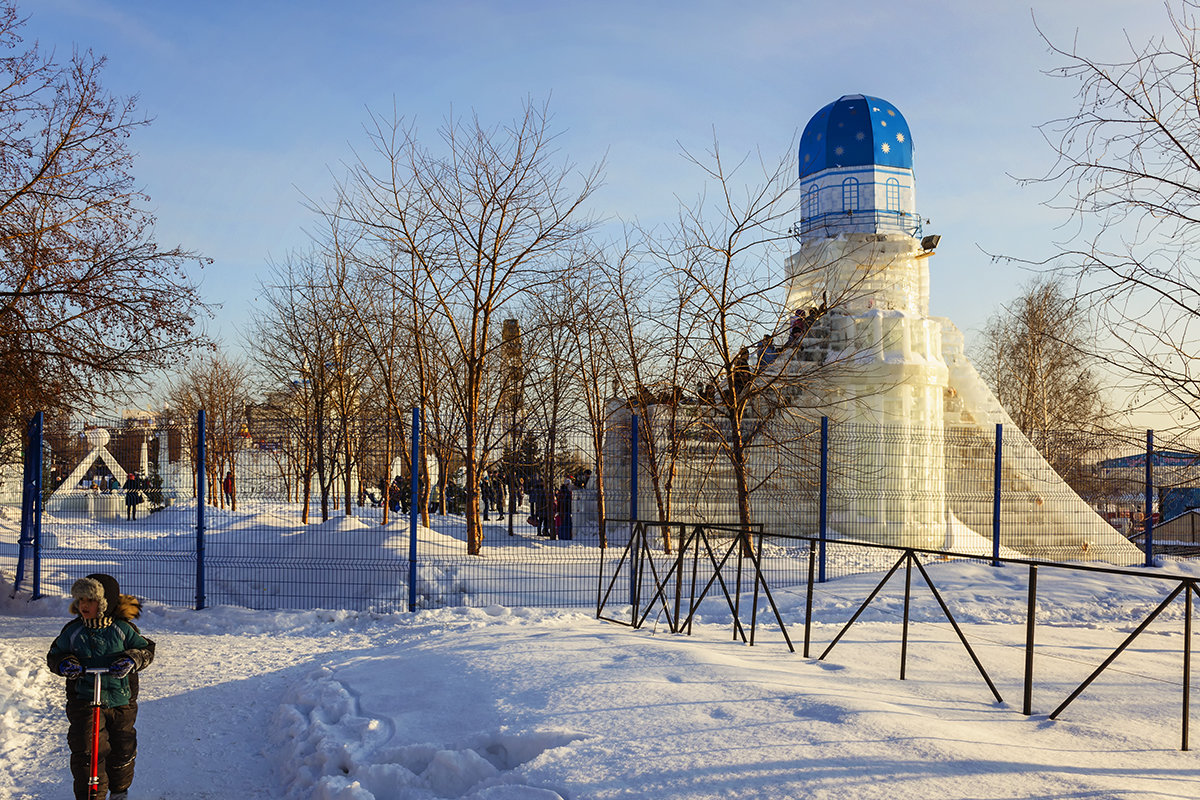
30;411;43;599
819;416;828;583
409;406;420;613
1145;429;1155;567
196;409;207;611
14;411;44;598
630;413;639;607
993;423;1002;568
14;415;32;594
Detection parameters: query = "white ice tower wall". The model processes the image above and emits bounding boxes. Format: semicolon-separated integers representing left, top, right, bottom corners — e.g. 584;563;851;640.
780;94;1139;560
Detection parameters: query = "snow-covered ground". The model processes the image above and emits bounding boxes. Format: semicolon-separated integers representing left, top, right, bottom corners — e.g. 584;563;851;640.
4;534;1200;799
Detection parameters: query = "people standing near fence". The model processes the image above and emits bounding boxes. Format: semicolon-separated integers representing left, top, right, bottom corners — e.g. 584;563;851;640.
491;476;505;520
481;473;496;521
123;474;141;520
221;471;234;507
556;480;572;540
529;477;547;535
513;477;526;514
388;476;404;514
46;575;155;800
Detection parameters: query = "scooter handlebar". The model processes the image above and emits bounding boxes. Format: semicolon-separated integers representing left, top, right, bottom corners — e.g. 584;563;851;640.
84;667;107;705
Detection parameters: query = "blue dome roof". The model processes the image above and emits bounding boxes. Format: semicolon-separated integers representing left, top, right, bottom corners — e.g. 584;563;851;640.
798;95;913;179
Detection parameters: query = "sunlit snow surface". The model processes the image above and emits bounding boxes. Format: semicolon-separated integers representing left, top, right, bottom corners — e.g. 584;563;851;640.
3;513;1200;799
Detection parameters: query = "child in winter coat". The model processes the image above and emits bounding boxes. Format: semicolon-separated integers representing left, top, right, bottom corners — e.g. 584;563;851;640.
47;575;155;800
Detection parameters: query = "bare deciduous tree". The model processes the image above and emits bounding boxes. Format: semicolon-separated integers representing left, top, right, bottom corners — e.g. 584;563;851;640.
980;276;1108;434
651;137;805;540
555;246;626;548
590;232;703;553
1029;0;1200;423
341;100;601;554
248;254;343;523
167;351;254;510
0;2;209;441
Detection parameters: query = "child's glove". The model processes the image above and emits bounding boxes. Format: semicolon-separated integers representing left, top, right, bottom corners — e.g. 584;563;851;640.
59;659;83;678
108;657;135;678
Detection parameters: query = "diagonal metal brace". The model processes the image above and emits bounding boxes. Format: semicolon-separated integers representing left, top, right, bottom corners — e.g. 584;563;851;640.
1049;581;1186;720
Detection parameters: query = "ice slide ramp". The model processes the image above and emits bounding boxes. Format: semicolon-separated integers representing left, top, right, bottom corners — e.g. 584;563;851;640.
939;321;1141;564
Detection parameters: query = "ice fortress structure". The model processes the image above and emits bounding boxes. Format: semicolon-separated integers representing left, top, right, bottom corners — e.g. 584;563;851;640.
776;94;1138;560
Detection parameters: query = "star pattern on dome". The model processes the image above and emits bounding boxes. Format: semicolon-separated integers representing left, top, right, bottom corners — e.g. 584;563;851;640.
798;95;914;179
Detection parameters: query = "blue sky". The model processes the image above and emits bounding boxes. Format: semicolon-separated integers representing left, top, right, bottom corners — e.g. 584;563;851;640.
28;1;1166;372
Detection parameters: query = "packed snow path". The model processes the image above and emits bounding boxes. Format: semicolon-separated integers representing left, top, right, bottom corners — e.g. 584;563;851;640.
3;610;368;799
5;560;1200;799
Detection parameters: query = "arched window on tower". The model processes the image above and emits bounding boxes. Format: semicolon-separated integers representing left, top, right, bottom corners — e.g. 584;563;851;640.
805;185;819;220
885;177;900;212
842;178;859;213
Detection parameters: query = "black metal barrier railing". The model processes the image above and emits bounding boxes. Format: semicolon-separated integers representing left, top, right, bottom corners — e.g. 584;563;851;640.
597;520;793;652
805;536;1200;751
812;545;1003;703
599;523;1200;752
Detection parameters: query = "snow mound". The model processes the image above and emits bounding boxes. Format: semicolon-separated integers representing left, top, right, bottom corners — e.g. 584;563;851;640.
0;639;53;787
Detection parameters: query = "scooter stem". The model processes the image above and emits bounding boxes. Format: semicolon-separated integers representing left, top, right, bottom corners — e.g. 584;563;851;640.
85;667;107;799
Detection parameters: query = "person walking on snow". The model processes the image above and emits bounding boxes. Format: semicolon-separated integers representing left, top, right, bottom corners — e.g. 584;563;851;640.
122;473;141;520
46;574;155;800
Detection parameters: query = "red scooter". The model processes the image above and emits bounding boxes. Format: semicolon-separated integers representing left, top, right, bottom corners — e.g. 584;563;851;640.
84;667;108;799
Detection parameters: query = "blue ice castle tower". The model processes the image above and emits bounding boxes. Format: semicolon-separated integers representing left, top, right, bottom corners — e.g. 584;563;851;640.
776;94;1139;559
797;94;918;239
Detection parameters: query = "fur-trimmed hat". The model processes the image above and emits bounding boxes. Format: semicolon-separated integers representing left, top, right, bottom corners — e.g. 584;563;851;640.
69;577;107;616
86;573;142;620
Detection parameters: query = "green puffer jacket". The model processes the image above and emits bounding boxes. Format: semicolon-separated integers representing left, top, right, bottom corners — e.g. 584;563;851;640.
46;617;154;708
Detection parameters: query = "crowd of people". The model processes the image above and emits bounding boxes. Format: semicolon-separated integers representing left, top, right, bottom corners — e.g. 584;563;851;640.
62;470;160;520
374;468;593;540
722;299;831;396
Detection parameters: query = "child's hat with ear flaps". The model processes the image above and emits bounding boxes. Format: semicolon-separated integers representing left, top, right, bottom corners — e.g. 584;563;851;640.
69;577;107;616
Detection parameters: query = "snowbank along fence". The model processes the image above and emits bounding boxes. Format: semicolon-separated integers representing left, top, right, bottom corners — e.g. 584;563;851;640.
3;409;1195;612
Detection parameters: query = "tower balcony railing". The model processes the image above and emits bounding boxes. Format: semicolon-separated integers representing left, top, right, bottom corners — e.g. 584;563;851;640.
794;209;923;240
